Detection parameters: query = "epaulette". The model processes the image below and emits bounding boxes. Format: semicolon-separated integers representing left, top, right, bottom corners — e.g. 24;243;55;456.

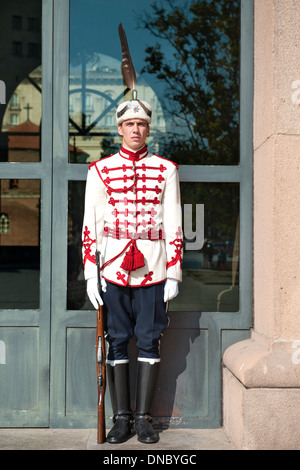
89;154;115;170
88;161;98;170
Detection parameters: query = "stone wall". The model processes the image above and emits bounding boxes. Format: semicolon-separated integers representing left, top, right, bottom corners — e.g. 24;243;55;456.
223;0;300;450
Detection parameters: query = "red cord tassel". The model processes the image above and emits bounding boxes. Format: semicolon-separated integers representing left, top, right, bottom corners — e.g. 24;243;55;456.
120;244;134;271
132;245;145;270
120;240;145;272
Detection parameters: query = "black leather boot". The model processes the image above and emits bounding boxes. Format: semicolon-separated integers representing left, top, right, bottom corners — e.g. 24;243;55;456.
106;362;132;444
134;360;160;444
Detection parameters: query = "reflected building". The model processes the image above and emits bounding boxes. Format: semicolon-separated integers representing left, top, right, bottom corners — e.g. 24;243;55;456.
69;53;166;163
0;0;41;162
0;68;41;264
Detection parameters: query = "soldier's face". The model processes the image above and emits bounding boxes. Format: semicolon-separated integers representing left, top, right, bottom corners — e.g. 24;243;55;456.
118;119;150;151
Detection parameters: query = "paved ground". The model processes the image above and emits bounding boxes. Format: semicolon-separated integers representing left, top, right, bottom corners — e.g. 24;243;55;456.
0;427;235;451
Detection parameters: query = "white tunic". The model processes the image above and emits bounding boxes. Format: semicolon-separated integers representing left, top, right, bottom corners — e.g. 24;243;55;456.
82;145;183;287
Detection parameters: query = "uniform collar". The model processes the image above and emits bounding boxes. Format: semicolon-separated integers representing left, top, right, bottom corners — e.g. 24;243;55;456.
119;145;148;161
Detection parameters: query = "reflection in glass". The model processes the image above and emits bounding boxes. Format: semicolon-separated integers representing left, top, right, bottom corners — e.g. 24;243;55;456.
69;54;166;163
1;67;42;163
67;181;239;312
0;179;41;309
69;0;240;165
169;182;240;312
1;41;41;161
140;0;241;166
67;181;90;310
0;2;42;163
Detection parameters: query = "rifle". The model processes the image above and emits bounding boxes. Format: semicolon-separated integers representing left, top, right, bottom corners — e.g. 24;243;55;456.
95;249;106;443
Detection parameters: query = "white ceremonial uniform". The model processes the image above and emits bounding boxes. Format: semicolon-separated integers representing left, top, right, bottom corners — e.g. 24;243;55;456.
82;145;183;287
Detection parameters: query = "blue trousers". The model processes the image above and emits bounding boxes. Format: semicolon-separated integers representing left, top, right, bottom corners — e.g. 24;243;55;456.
102;281;169;362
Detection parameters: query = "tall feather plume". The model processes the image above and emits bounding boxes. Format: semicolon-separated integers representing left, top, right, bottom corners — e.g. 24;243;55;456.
118;23;136;92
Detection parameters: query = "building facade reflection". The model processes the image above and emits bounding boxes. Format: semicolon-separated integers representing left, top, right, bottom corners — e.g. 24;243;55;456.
69;53;166;163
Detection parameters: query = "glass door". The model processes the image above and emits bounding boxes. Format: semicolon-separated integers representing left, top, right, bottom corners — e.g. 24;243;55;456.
50;0;253;428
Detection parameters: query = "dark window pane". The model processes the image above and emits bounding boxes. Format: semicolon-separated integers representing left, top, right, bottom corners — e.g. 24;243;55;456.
27;43;40;58
12;15;22;31
0;179;41;309
67;181;90;310
28;17;40;33
170;182;240;312
12;41;22;57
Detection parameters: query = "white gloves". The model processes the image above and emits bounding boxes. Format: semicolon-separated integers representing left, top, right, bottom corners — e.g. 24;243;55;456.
87;277;178;308
86;277;107;309
164;278;179;302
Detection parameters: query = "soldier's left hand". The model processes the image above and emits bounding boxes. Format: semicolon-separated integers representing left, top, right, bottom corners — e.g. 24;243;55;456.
164;278;179;302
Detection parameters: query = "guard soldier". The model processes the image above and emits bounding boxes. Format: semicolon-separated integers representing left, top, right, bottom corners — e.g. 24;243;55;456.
82;26;183;445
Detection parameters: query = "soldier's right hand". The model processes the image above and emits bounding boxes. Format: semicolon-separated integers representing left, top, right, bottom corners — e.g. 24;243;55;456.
87;278;104;309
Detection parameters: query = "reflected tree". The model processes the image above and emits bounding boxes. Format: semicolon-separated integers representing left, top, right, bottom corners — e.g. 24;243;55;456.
139;0;240;166
138;0;240;270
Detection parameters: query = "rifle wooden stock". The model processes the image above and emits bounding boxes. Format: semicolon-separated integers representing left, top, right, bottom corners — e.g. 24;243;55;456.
96;304;106;443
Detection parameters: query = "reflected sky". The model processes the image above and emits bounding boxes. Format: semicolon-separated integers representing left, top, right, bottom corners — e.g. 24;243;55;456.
70;0;174;96
69;0;240;165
